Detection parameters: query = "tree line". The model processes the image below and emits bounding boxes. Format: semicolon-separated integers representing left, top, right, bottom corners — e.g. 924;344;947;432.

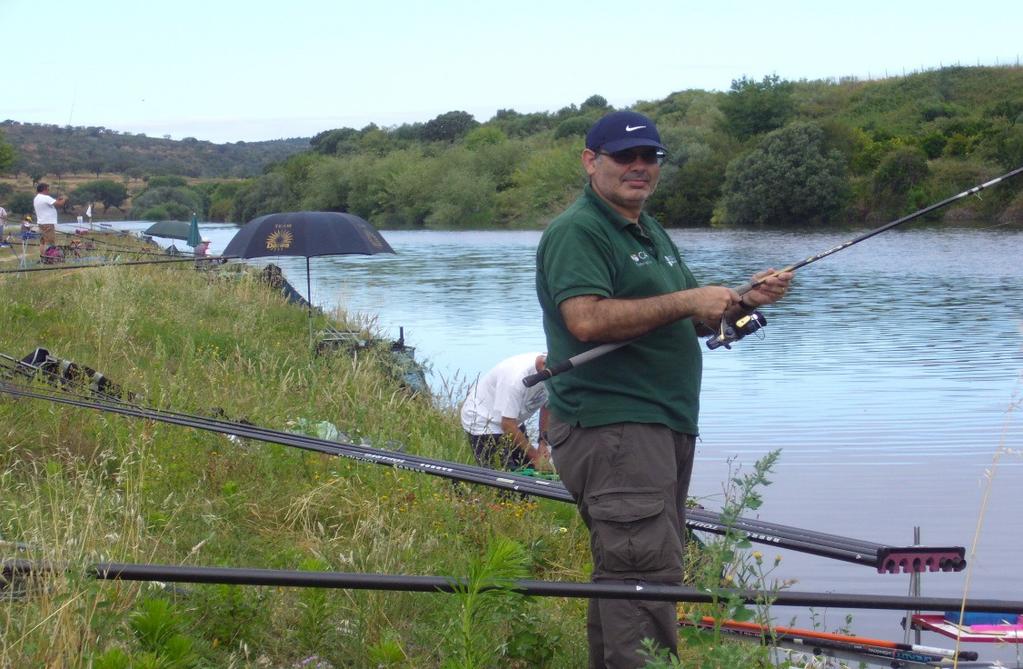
223;66;1023;228
0;121;309;179
3;65;1022;228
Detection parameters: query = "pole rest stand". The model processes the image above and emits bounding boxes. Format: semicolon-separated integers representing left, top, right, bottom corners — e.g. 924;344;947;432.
876;546;966;574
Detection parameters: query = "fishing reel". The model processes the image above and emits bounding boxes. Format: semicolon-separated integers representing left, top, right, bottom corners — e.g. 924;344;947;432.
706;309;767;350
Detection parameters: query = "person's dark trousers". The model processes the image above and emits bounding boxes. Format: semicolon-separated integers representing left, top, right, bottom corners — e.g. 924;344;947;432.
466;425;529;470
547;415;696;669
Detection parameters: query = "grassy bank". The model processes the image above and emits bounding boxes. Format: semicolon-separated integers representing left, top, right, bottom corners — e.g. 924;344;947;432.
0;252;596;667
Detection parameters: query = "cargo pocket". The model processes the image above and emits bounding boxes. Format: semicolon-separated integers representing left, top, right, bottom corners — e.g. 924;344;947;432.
586;488;675;575
546;418;571;449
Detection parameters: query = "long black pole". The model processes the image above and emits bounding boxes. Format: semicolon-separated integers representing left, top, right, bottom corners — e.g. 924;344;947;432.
0;358;878;560
4;561;1019;613
0;255;237;274
0;383;872;540
524;164;1023;388
20;232;186;256
0;379;964;570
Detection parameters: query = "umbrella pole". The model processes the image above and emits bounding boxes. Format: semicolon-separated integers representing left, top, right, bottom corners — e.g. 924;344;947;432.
306;257;313;348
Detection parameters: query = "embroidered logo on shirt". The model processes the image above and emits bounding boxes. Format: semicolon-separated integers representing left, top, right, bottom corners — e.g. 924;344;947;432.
630;251;653;266
664;255;677;267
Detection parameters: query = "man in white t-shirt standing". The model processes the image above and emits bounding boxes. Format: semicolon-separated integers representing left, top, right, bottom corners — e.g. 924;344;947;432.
33;183;67;255
460;352;551;471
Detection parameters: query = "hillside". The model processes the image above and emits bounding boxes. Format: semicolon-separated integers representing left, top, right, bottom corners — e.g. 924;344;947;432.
0;120;310;178
3;65;1022;228
207;65;1023;228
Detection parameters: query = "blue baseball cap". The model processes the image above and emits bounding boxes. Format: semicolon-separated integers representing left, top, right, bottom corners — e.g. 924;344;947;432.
585;111;667;153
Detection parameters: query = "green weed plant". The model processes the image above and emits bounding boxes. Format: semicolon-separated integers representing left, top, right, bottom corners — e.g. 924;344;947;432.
654;450;798;669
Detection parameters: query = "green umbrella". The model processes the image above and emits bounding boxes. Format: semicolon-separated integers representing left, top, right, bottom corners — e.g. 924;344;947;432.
186;212;200;248
143;220;193;240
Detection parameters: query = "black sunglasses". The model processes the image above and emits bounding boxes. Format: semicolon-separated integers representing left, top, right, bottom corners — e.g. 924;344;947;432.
597;148;666;166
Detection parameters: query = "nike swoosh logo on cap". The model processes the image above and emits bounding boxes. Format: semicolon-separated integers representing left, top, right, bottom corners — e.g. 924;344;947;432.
625;125;646;132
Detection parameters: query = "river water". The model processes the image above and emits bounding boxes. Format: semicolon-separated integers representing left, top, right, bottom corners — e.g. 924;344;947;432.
139;222;1023;663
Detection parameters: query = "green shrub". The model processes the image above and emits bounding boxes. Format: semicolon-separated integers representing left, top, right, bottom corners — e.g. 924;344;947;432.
719;122;849;226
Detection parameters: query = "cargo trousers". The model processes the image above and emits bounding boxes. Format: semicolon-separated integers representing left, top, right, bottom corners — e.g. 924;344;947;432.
548;415;695;669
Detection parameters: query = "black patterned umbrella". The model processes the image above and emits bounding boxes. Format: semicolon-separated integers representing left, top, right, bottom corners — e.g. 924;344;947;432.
226;210;392;302
224;211;394;260
224;212;395;334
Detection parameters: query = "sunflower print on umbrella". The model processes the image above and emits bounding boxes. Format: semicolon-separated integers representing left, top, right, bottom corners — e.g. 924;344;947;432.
265;224;294;251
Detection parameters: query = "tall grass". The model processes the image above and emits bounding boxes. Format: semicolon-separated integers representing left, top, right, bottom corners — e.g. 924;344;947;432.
0;252;589;667
950;365;1022;668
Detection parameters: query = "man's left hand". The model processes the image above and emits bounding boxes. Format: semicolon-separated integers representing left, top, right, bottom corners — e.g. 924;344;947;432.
744;268;793;307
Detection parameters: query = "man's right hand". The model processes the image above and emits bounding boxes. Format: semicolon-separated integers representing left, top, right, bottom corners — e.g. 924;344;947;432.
683;286;740;324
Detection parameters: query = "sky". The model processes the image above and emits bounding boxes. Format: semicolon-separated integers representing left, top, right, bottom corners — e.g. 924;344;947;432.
3;0;1021;144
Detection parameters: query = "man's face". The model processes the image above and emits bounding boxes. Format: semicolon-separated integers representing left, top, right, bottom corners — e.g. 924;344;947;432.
582;147;662;219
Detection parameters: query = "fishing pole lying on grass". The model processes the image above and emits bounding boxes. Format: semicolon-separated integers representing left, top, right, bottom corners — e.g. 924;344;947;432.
2;560;1019;617
524;164;1023;388
679;616;978;663
0;255;233;274
680;618;973;667
4;561;984;666
16;236;192;258
0;371;965;573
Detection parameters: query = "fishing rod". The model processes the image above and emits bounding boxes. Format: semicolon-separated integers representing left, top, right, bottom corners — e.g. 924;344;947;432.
688;627;955;667
0;352;965;571
29;229;184;257
681;619;972;666
3;560;1020;614
0;356;962;568
0;366;864;552
0;374;965;571
0;255;234;274
771;642;954;668
524;164;1023;388
685;616;977;662
14;238;172;261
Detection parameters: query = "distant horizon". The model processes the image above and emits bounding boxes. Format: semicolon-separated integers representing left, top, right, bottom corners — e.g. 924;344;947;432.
0;120;314;144
5;61;1021;146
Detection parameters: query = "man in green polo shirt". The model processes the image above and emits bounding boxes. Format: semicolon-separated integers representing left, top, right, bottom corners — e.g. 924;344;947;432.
536;110;792;668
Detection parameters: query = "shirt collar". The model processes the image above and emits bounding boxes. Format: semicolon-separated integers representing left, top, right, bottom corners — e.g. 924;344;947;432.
582;183;657;233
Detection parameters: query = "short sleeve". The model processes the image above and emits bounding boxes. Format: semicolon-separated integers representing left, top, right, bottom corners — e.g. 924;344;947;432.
540;217;615;306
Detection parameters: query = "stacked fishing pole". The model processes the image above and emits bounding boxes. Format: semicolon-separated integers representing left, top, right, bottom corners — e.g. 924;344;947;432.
680;616;983;668
0;338;1001;669
0;348;965;572
4;559;1017;667
0;226;230;275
